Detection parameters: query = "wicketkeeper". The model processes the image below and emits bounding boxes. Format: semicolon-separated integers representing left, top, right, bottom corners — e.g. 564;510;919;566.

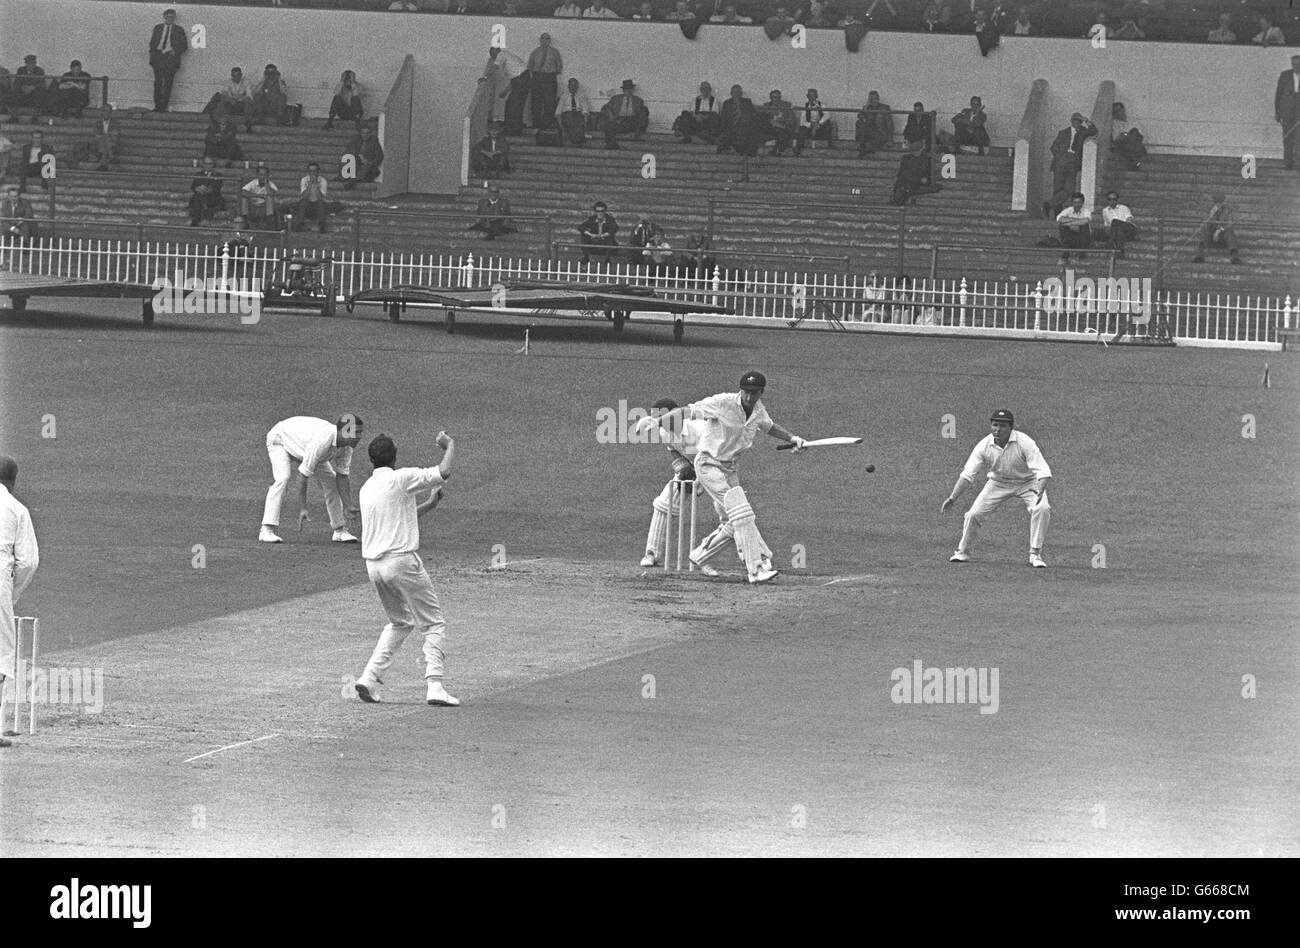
639;397;717;575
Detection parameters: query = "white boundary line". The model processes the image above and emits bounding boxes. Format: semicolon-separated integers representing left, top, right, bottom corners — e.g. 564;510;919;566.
183;733;281;763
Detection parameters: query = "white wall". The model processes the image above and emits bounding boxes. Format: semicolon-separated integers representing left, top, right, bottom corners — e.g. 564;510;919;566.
3;2;1291;193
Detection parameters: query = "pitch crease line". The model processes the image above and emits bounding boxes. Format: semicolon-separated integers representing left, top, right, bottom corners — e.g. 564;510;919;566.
183;733;281;763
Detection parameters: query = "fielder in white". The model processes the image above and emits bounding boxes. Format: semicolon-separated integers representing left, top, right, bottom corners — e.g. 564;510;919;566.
941;409;1052;568
0;456;39;750
639;371;807;584
354;430;460;707
260;414;364;544
638;397;718;576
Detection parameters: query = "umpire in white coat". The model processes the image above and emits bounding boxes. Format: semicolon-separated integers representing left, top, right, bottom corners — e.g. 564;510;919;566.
1;455;39;749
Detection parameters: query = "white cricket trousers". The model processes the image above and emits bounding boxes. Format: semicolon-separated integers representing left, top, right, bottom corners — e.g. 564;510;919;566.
261;439;344;529
0;576;15;689
361;552;448;683
959;480;1051;552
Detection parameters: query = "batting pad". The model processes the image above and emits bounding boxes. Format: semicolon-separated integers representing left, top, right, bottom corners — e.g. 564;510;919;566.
723;486;770;575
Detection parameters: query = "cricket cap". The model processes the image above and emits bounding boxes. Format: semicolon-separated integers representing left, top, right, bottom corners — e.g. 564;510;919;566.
739;370;766;391
652;397;678;411
990;409;1014;425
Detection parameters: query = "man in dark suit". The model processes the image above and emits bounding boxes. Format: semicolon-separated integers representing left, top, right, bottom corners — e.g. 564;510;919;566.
1275;54;1300;172
602;80;649;150
717;84;759;156
19;131;54;193
1;184;35;241
14;55;48;121
1044;112;1096;218
148;8;188;112
188;157;225;226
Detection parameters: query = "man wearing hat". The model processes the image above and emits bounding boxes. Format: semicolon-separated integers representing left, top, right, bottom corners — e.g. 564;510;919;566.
14;55;48;120
147;9;188;112
1045;112;1096;218
637;372;808;585
602;80;650;150
941;410;1052;568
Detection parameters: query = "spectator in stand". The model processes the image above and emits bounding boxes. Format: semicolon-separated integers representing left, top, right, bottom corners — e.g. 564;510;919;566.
602;79;649;150
55;61;92;119
556;77;592;146
1253;14;1286;47
0;67;12;117
856;90;893;157
204;116;245;166
795;88;833;154
1207;13;1237;44
92;104;120;170
1045;112;1096;218
240;163;280;229
470;183;516;240
0;133;13;188
188;156;226;227
342;124;383;189
864;0;897;25
632;2;659;20
223;216;254;278
294;162;329;233
674;81;720;144
19;131;53;192
1;184;35;242
630;214;663;263
973;8;1000;56
921;3;944;32
892;139;941;204
684;233;715;274
578;200;619;264
711;4;754;24
584;0;622;18
148;9;188;112
493;47;530;135
666;0;696;20
801;0;834;27
502;0;522;13
1087;11;1116;41
1100;190;1137;257
328;71;365;130
1055;192;1092;265
472;122;513;178
1193;192;1241;264
388;1;419;10
903;102;933;148
527;34;563;131
1117;15;1148;40
1109;102;1145;171
14;55;48;122
952;96;990;155
759;90;798;155
205;67;252;118
717;84;759;156
1277;54;1300;172
554;1;584;16
860;271;887;322
247;65;289;131
1009;6;1034;35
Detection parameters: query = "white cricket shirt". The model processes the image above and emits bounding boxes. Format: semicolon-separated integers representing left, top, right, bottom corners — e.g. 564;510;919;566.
360;465;446;560
959;431;1052;485
267;417;353;479
658;417;707;457
686;392;773;463
0;483;39;598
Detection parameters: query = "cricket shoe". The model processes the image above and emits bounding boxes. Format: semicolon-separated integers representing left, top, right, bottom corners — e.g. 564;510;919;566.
698;564;720;577
1029;554;1047;568
639;552;658;567
331;529;359;543
426;682;461;707
354;680;381;703
748;563;780;585
949;550;970;563
258;526;284;543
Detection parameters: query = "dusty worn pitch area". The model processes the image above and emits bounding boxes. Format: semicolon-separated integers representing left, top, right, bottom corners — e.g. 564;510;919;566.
0;300;1296;856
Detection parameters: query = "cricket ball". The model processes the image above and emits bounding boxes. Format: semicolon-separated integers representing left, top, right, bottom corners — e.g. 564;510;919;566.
865;464;876;473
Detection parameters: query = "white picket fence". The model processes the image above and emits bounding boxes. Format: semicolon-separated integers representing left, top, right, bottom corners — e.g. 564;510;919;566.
1;237;1292;349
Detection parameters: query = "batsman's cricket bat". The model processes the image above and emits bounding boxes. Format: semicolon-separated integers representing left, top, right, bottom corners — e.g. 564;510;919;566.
777;437;863;451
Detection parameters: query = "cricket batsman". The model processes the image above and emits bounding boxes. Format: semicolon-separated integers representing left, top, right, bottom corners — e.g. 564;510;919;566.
638;371;807;584
941;409;1052;567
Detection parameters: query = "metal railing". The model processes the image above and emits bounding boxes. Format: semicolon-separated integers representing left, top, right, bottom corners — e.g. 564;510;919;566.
0;236;1292;348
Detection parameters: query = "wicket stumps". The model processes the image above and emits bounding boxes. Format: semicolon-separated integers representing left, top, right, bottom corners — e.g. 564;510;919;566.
4;616;39;737
664;479;699;572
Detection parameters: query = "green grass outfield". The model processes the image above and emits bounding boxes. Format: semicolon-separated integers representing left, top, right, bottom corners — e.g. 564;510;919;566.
0;301;1296;856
